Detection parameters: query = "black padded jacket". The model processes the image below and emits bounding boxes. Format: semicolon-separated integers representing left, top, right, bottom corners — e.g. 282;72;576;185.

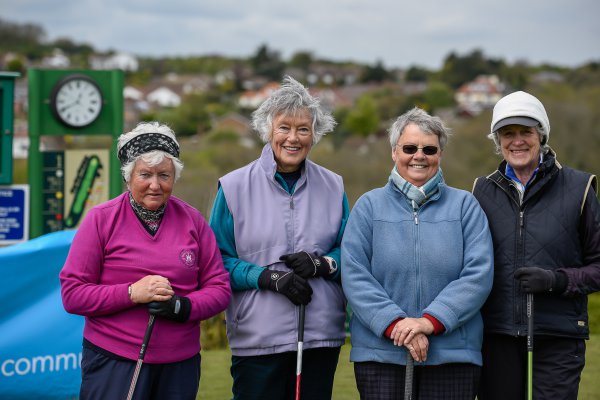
473;150;600;339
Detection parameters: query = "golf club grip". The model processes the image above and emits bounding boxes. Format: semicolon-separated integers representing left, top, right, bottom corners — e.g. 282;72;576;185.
139;315;156;361
404;352;414;400
527;293;534;352
297;304;305;342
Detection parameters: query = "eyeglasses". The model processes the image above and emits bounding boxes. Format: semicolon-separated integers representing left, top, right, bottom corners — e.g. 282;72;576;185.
398;144;439;156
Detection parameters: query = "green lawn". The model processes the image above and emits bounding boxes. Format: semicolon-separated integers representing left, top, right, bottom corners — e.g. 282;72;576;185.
198;335;600;399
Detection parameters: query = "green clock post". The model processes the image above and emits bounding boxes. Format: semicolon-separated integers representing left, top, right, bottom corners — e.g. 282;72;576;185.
28;69;124;238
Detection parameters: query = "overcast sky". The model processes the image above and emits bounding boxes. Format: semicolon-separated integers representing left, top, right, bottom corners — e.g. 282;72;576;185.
3;0;599;69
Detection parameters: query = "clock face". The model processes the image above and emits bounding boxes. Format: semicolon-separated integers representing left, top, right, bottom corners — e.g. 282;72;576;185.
51;75;103;128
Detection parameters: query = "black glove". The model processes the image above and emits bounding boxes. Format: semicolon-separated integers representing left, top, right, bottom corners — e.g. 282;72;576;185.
148;295;191;323
258;269;313;305
514;267;567;294
280;252;331;279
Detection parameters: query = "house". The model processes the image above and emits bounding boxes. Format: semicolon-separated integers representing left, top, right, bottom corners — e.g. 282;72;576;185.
89;52;139;72
41;49;70;68
146;86;181;108
455;75;505;116
238;82;280;109
211;112;255;148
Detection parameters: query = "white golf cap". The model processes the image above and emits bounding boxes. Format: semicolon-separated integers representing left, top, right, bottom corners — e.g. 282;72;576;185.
491;91;550;145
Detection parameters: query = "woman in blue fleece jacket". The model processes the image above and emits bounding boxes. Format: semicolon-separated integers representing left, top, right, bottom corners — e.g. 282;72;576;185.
341;107;494;400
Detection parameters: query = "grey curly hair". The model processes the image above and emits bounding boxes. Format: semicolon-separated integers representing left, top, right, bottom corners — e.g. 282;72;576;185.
251;76;336;145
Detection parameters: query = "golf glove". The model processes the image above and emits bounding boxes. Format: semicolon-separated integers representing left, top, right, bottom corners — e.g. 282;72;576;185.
258;269;313;305
514;267;567;294
280;252;331;279
148;295;191;323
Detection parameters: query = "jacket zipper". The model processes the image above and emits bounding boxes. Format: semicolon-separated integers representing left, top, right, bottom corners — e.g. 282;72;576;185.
492;177;527;335
412;200;421;311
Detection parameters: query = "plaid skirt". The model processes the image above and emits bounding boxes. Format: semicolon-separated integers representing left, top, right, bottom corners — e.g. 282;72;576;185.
354;361;480;400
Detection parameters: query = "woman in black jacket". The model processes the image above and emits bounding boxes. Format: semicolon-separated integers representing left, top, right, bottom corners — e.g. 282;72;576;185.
473;90;600;400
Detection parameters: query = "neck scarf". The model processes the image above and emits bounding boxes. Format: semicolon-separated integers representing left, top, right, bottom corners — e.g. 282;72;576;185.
389;166;444;209
128;192;166;234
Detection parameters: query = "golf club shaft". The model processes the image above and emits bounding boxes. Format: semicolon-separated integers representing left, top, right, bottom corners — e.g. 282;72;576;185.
126;314;156;400
295;304;306;400
527;293;534;400
404;351;414;400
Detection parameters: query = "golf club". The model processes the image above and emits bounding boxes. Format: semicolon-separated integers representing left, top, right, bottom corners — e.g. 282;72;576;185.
295;304;306;400
527;293;534;400
404;350;414;400
126;314;156;400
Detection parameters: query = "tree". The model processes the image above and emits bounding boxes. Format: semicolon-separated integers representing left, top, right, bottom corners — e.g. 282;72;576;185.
439;49;504;89
0;18;46;58
360;60;390;83
342;95;380;137
405;65;432;82
289;51;313;71
251;44;285;80
159;93;213;136
421;81;455;112
6;57;25;74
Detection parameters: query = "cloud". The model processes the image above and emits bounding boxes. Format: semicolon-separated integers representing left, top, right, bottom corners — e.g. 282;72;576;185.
2;0;599;68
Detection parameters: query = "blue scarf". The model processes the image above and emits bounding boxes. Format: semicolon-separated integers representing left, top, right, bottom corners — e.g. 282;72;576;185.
389;166;444;209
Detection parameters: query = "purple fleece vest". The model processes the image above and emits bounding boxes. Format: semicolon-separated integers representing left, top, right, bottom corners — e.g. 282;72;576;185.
219;144;347;356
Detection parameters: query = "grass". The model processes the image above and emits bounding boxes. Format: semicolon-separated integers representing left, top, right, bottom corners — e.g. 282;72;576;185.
198;335;600;400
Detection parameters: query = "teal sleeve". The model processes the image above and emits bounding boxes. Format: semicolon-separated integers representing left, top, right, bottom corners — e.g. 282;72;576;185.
208;186;265;291
324;192;350;282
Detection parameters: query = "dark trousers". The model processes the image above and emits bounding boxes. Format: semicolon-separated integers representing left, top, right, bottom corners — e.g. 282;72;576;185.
231;346;341;400
79;347;201;400
478;333;585;400
354;361;480;400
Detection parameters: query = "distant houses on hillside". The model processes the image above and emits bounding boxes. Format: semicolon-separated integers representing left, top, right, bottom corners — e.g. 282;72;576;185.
5;47;571;157
455;75;505;116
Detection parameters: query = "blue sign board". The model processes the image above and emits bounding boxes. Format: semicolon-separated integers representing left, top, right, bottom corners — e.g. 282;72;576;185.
0;185;29;244
0;229;81;399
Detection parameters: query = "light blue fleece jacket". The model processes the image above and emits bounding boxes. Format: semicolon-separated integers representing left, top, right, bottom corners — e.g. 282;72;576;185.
341;181;493;366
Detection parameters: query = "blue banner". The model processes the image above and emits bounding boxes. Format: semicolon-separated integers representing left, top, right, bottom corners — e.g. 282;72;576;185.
0;230;82;399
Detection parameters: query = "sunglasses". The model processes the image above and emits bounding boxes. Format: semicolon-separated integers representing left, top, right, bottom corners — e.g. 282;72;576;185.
398;144;439;156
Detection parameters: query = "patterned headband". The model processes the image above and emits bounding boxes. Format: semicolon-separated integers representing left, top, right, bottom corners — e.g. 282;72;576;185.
118;132;180;164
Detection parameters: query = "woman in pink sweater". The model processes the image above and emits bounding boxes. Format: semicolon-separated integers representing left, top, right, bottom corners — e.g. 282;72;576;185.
59;122;231;400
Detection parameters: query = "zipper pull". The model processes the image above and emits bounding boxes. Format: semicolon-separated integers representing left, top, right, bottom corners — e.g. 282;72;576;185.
519;211;524;227
412;200;419;224
290;198;294;209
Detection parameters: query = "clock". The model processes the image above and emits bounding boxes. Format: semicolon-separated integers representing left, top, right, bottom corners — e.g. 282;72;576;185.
50;74;103;128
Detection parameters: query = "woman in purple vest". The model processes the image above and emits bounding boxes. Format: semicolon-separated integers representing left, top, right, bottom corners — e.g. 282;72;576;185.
209;76;349;400
60;122;231;399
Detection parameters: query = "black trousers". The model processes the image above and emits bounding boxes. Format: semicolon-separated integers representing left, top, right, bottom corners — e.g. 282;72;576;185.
79;347;201;400
478;333;586;400
231;347;340;400
354;361;480;400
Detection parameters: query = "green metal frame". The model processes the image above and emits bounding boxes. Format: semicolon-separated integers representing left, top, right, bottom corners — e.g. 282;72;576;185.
0;72;20;185
27;69;124;238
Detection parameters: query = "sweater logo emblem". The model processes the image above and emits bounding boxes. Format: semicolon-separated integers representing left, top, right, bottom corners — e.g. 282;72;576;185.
180;249;195;268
